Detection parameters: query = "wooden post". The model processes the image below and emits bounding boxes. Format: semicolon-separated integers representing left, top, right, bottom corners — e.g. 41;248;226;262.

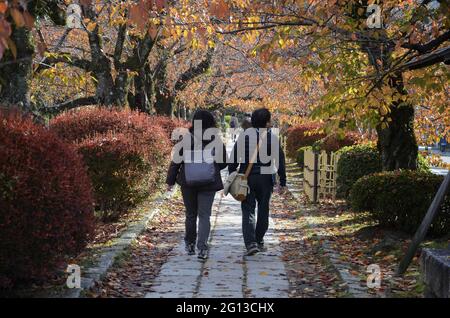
313;152;319;203
396;172;450;276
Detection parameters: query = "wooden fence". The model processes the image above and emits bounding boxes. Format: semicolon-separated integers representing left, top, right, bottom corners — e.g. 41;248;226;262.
304;149;341;203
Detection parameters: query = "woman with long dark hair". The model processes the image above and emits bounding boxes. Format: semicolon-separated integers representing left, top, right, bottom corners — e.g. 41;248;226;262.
166;110;227;260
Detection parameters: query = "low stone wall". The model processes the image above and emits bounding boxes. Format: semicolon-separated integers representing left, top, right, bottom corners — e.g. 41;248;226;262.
420;248;450;298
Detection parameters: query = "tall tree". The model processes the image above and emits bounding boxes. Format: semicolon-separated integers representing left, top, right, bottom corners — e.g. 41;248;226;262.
193;0;449;171
0;0;64;109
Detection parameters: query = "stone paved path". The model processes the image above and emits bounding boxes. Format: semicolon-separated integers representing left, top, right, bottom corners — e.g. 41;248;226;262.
145;139;289;298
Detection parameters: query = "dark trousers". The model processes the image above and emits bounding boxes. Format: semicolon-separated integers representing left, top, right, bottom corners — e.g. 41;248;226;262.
241;174;273;248
181;187;216;250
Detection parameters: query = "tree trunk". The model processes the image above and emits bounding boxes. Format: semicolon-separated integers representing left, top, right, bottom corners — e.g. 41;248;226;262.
0;27;34;109
112;70;130;107
377;103;418;170
180;104;187;120
133;64;153;113
376;72;418;170
91;59;115;106
154;91;174;116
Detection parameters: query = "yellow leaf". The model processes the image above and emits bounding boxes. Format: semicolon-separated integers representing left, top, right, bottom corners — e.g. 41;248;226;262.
86;22;97;32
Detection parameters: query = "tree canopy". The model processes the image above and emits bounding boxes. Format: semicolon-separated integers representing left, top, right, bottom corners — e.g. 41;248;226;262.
0;0;448;170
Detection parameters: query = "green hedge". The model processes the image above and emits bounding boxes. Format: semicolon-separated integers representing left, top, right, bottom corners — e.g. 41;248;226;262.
336;144;431;199
350;170;450;236
336;144;381;199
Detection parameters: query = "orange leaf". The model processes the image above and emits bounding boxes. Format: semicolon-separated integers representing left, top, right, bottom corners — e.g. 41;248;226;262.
129;0;149;32
210;0;230;20
0;2;8;14
10;8;25;28
23;10;35;29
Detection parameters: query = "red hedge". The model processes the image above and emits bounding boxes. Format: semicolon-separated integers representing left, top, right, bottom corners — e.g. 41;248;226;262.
50;108;172;220
0;111;94;288
152;115;190;142
315;132;361;153
286;123;326;158
50;106;129;142
51;107;188;142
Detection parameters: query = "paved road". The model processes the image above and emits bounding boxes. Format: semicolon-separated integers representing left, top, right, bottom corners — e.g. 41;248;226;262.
145;138;289;298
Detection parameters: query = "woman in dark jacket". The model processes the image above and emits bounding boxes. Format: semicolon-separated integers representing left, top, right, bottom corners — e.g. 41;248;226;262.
166;110;227;260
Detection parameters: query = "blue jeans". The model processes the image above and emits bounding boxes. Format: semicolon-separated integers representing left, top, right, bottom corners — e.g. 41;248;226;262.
241;174;273;248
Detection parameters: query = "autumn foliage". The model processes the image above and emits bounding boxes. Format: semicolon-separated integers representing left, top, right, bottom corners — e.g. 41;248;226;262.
313;132;361;153
0;110;94;288
50;107;172;220
152;115;190;143
286;123;326;158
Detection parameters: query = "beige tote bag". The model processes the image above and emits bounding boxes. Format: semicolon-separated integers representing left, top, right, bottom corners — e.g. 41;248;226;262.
224;131;267;202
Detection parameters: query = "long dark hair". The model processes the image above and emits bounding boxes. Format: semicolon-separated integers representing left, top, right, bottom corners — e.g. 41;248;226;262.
189;109;217;133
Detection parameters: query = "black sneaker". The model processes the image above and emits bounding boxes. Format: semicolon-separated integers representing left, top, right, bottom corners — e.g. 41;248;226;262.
198;249;208;260
257;242;267;252
246;244;259;256
185;243;195;255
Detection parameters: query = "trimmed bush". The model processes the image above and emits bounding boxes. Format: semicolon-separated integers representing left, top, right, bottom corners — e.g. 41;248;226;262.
0;111;94;288
313;132;360;153
337;143;431;200
286;123;325;158
152;115;189;142
296;146;312;169
350;170;450;236
50;106;127;142
51;108;171;220
336;144;382;199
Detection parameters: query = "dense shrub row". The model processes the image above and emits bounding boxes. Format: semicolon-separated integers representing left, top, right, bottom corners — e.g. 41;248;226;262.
152;115;190;143
350;170;450;236
286;123;325;158
51;108;172;220
313;132;360;153
0;111;94;288
1;107;183;289
337;144;431;199
291;130;361;171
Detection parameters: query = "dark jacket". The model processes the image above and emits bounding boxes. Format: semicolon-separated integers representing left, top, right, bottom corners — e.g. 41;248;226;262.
228;128;286;187
166;132;228;192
